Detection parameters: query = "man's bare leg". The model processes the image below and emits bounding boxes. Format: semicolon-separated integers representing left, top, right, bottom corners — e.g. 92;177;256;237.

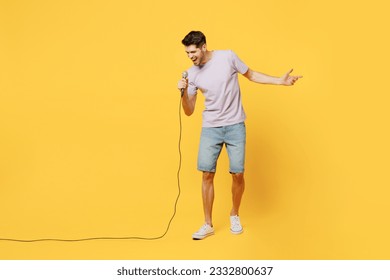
230;172;245;216
202;171;215;226
230;172;245;234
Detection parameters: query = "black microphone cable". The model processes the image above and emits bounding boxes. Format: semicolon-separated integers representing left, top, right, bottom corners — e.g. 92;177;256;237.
0;96;183;243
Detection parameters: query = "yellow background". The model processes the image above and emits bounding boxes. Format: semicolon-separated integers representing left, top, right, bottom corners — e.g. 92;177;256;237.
1;0;389;259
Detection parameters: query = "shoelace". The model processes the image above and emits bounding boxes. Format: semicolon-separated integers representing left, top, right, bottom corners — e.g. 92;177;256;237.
199;224;211;233
231;217;241;229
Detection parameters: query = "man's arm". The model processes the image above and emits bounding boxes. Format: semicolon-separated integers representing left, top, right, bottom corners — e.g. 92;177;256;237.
243;68;302;86
178;78;197;116
182;90;197;116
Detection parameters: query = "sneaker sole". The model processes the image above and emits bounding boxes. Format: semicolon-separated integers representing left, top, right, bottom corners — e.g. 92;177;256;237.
192;232;214;240
230;228;243;235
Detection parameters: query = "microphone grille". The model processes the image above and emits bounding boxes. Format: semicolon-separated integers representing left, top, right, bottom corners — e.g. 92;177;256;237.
182;71;188;79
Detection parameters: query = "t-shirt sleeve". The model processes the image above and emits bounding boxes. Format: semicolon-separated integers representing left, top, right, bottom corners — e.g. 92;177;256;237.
187;69;198;96
230;50;249;74
187;81;197;96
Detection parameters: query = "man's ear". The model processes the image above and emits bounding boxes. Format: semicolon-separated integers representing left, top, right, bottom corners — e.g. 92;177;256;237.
202;44;207;51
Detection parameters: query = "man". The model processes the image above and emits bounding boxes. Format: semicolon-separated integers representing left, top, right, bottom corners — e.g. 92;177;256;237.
177;31;302;240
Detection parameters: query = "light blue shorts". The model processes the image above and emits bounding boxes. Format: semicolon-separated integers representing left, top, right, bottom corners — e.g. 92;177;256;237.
197;122;246;174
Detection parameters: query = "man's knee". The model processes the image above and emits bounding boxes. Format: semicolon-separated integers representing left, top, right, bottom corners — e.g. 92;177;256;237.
232;172;245;184
202;171;215;184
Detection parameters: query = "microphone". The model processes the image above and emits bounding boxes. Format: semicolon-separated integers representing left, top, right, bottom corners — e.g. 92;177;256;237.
181;71;188;97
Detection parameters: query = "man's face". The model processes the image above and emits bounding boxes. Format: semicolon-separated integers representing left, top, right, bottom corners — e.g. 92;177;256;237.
185;44;206;66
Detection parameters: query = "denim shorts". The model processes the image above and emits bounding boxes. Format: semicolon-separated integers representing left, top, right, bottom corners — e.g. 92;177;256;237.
197;122;246;174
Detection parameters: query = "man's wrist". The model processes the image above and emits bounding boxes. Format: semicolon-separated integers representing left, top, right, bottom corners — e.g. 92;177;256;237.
276;77;283;85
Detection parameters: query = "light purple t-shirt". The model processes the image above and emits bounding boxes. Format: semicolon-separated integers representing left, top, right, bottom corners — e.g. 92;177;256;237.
187;50;249;127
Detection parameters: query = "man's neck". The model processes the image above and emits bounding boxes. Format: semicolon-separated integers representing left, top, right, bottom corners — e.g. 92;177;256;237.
200;50;213;65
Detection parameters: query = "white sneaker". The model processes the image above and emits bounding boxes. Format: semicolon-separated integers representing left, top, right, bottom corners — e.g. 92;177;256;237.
230;215;243;234
192;224;214;240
